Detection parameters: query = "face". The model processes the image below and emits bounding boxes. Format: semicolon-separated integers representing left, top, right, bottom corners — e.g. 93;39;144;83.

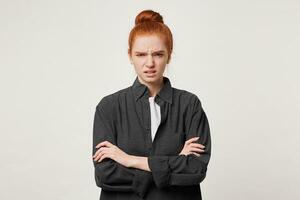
128;34;169;85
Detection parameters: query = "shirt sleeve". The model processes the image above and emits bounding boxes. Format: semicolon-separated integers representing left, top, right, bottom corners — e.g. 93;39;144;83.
147;95;211;188
92;97;153;198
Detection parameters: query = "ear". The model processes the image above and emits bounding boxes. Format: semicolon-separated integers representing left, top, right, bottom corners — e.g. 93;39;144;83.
128;51;133;64
167;55;171;64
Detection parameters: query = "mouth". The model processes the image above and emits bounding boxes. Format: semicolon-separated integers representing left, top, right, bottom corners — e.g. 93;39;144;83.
144;70;156;77
144;70;156;74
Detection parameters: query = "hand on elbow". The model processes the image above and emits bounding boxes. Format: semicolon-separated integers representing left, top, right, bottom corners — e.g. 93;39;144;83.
93;140;133;167
179;136;205;157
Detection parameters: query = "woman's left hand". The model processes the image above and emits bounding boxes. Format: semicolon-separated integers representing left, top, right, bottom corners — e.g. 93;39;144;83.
93;141;133;168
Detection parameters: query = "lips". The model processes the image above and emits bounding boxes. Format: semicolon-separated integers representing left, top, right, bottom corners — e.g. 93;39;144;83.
144;70;156;74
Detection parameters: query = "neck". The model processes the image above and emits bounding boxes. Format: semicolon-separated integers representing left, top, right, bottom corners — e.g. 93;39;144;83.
138;76;164;97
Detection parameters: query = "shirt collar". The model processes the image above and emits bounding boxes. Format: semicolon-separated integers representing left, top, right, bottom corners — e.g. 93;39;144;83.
131;75;173;104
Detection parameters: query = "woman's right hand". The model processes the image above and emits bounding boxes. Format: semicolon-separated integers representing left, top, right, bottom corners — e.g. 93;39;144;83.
179;137;205;157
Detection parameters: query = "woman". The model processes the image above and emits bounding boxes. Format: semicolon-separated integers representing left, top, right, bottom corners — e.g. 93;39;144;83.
92;10;211;200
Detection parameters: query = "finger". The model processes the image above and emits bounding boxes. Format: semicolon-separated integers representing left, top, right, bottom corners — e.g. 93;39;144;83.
93;147;103;158
189;147;205;153
95;141;114;148
94;150;104;161
95;141;104;148
93;146;106;159
92;153;97;159
189;143;205;149
93;148;102;159
98;152;106;162
94;147;108;161
95;141;107;149
185;137;200;145
192;152;201;157
189;144;205;149
98;153;110;162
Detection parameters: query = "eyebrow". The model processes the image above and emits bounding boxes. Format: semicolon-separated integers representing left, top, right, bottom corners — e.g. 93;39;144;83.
134;50;165;54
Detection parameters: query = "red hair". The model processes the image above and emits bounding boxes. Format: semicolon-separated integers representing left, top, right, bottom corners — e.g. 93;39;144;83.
128;10;173;63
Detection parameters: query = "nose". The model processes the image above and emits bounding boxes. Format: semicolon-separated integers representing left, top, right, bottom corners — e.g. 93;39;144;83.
145;55;154;67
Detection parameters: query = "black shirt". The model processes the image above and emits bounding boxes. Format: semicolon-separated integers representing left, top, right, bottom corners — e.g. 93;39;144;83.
92;76;212;200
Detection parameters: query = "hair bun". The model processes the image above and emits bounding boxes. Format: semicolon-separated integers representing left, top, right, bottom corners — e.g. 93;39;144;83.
135;10;164;25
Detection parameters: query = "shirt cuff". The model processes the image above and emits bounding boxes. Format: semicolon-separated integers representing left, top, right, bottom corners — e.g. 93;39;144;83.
132;169;153;198
147;156;171;188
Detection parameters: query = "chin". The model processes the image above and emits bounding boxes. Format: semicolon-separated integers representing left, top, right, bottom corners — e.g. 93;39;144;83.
140;74;161;83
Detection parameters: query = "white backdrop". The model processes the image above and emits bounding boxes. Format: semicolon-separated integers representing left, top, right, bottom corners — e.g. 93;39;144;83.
1;0;299;199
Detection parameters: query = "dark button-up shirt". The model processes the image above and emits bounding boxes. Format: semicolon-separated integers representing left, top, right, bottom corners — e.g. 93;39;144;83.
92;76;211;200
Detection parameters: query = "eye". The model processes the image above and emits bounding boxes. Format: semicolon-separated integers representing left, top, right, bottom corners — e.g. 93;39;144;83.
154;53;164;57
136;54;145;57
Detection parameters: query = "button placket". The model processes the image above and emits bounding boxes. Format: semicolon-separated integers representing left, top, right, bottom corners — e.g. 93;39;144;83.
143;98;153;153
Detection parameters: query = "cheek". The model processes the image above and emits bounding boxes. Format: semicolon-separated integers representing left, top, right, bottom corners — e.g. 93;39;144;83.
157;62;167;70
134;59;145;66
157;57;168;64
133;64;144;74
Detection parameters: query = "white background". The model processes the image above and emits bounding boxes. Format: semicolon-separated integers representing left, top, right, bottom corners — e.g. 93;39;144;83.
1;0;299;199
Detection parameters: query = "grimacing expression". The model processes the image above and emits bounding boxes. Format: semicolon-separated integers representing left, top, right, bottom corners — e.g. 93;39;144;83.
129;34;169;84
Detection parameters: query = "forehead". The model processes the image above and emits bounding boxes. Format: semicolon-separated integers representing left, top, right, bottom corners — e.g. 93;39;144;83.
132;35;167;52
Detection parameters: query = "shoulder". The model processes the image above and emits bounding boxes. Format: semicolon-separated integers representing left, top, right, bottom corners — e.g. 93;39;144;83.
172;87;202;109
96;86;131;109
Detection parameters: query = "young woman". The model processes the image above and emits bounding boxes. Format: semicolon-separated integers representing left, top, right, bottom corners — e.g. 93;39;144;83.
92;10;211;200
